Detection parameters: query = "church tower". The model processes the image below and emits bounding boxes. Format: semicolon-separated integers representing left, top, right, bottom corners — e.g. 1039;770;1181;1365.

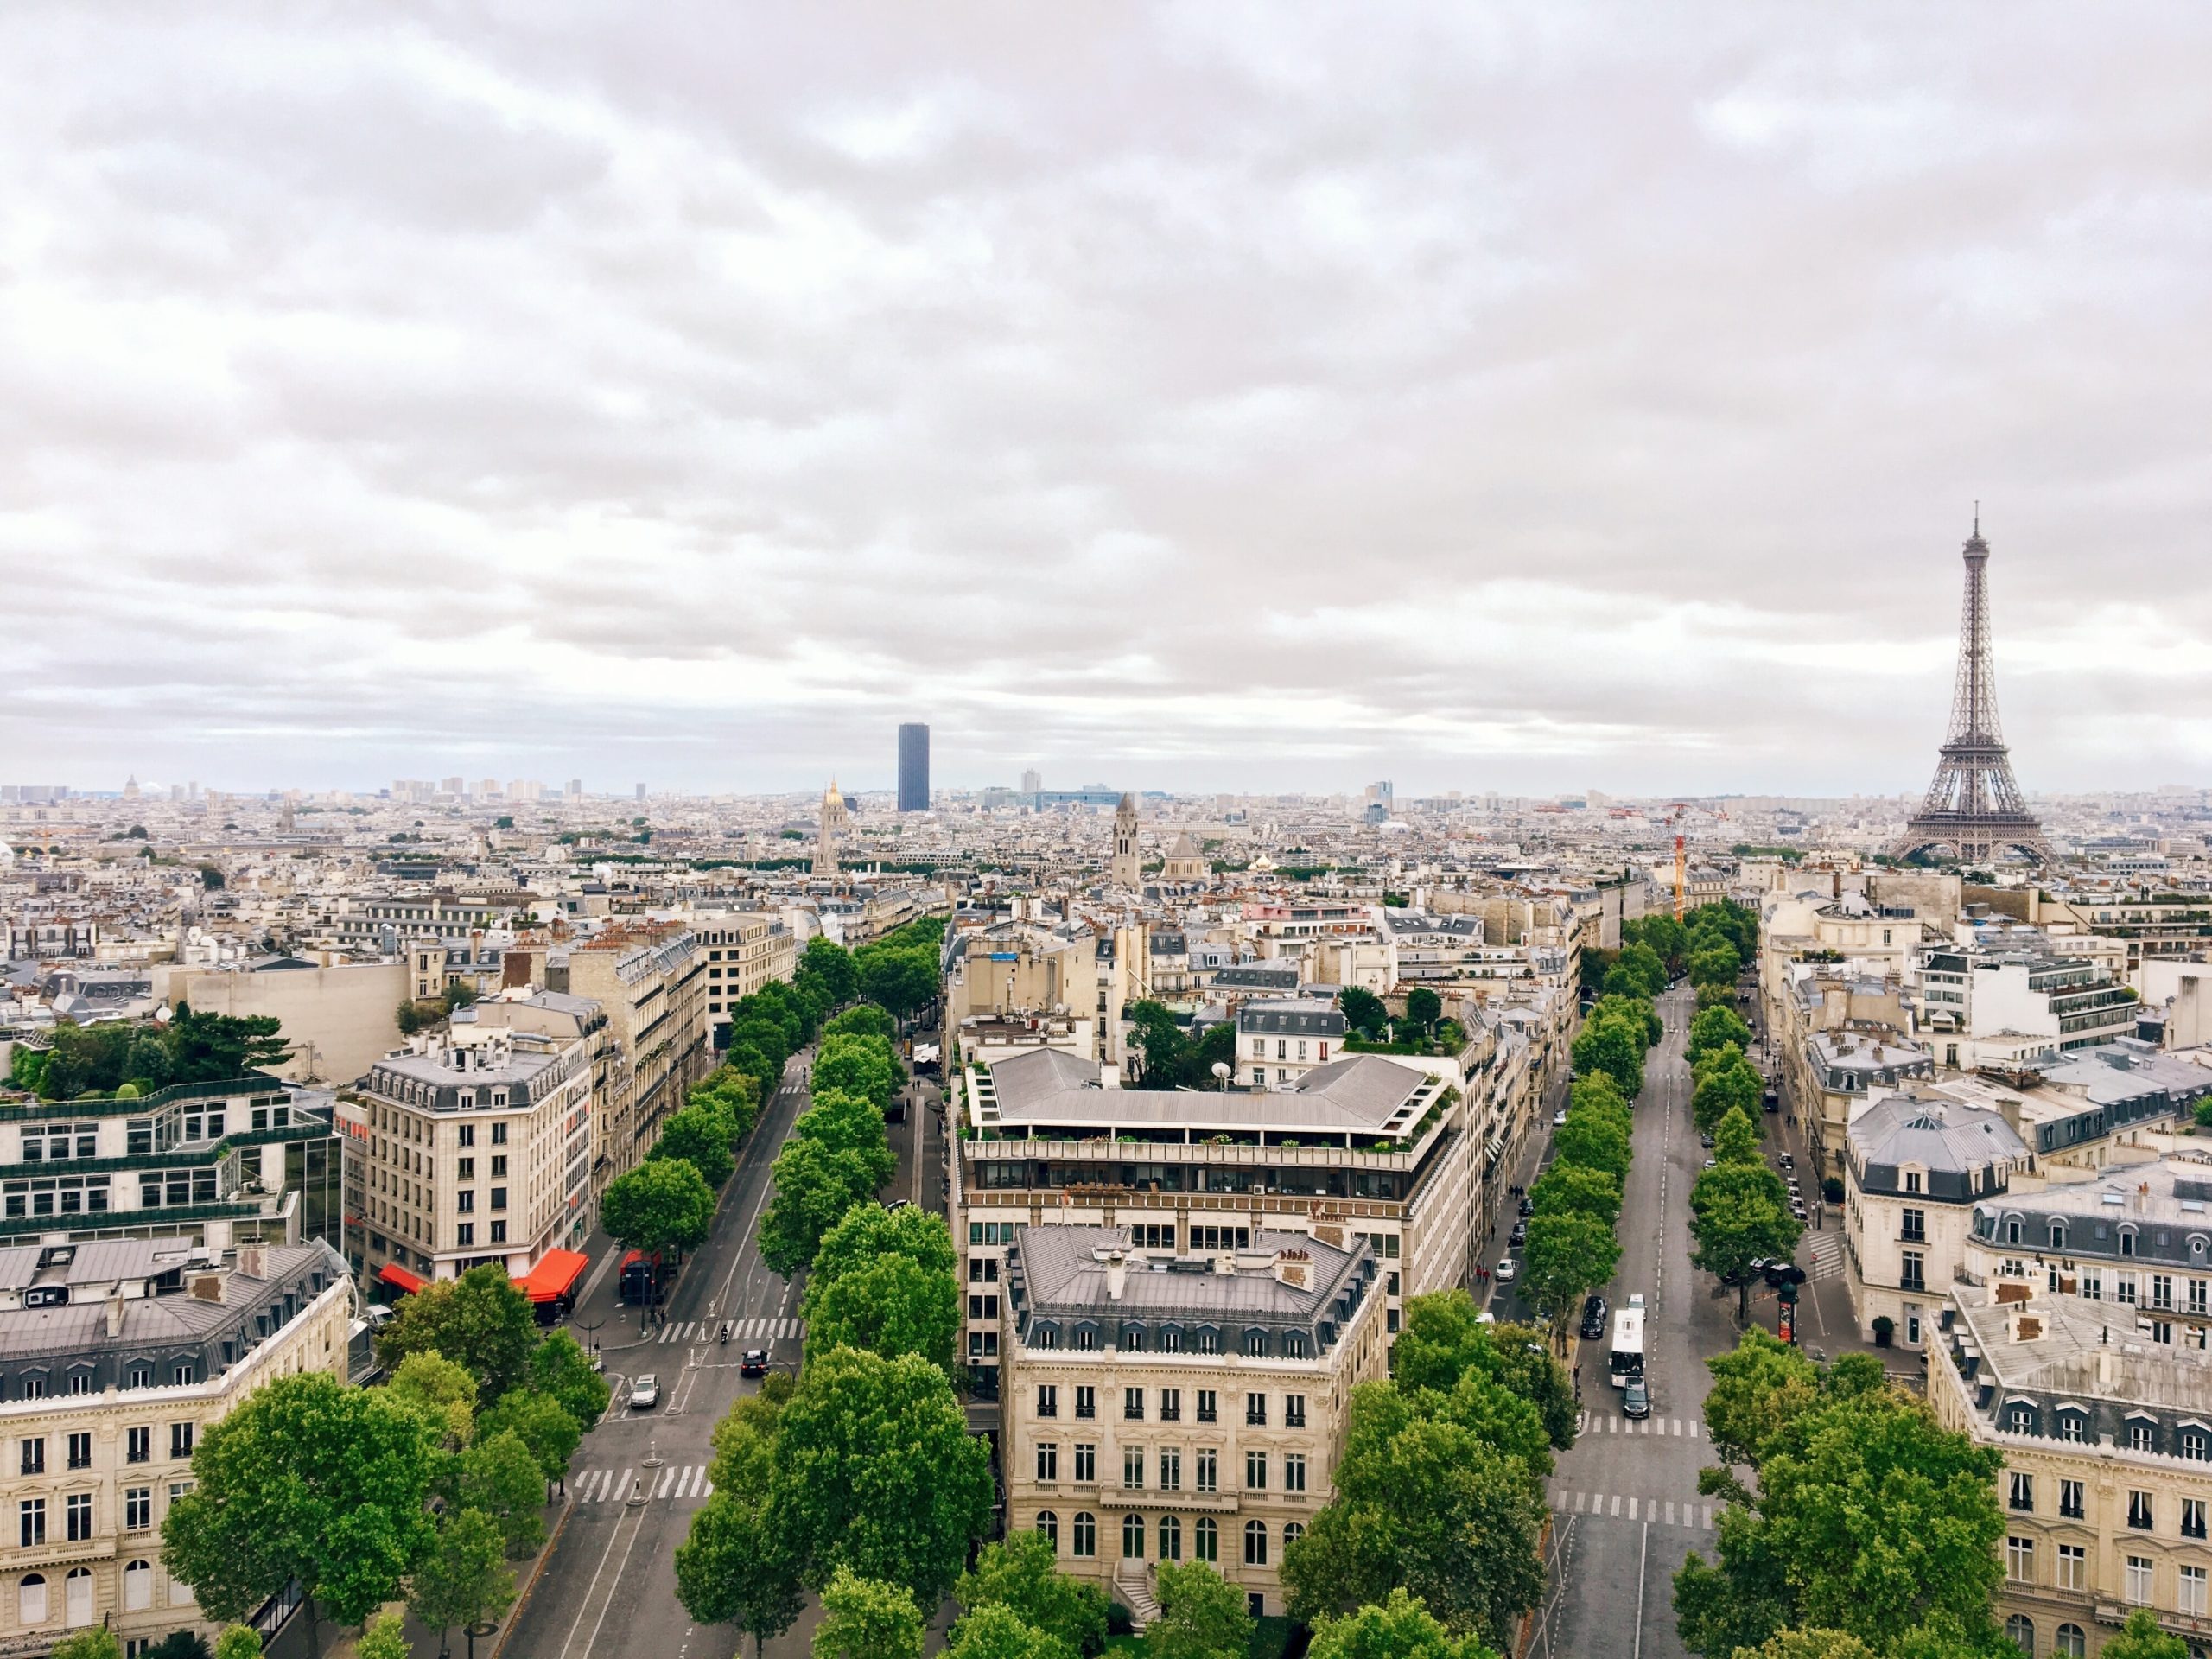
1110;792;1141;889
815;780;847;878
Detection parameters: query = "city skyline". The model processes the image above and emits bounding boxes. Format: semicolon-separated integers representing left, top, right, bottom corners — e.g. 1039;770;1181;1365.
4;10;2208;797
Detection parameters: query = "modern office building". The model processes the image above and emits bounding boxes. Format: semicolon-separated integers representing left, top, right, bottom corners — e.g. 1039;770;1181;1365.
899;723;931;813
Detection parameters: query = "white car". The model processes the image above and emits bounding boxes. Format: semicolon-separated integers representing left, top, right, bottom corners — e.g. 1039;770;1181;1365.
1553;1108;1567;1127
1494;1258;1517;1284
630;1374;661;1409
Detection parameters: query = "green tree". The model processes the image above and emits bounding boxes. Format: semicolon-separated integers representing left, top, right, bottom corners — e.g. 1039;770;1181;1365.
1151;1561;1255;1659
162;1372;438;1656
817;1033;901;1114
653;1103;738;1187
212;1627;263;1659
1693;1046;1764;1136
856;948;938;1019
1404;988;1443;1034
602;1156;718;1257
525;1330;613;1432
480;1386;585;1497
1713;1106;1761;1167
1606;941;1669;1000
1338;986;1389;1039
167;1003;290;1081
793;1090;897;1184
1389;1297;1575;1451
1689;1136;1802;1322
1731;1630;1875;1659
1527;1160;1623;1228
1126;1000;1191;1088
408;1508;517;1659
823;1002;898;1044
356;1613;408;1659
766;1346;995;1608
2100;1608;2192;1659
1517;1210;1621;1344
944;1604;1078;1659
804;1250;960;1376
1569;1071;1631;1121
373;1262;541;1400
1689;941;1741;991
799;937;861;1007
1688;1006;1753;1065
955;1531;1109;1659
677;1492;807;1659
810;1196;959;1287
1307;1588;1499;1659
384;1349;479;1446
459;1428;548;1557
760;1139;882;1275
813;1568;925;1659
1571;1016;1645;1100
1549;1111;1631;1184
51;1631;124;1659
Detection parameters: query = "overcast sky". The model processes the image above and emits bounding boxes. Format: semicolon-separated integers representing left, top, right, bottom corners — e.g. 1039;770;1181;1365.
3;5;2208;801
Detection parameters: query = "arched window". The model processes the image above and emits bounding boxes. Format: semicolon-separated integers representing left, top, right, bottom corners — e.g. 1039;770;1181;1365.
1158;1515;1182;1560
1071;1513;1097;1558
2050;1224;2068;1251
1243;1521;1268;1566
1282;1522;1305;1552
64;1567;92;1628
2005;1614;2033;1655
2005;1218;2022;1246
18;1574;47;1625
1122;1514;1146;1560
2056;1624;2086;1658
1194;1516;1218;1562
124;1560;154;1612
2121;1228;2139;1258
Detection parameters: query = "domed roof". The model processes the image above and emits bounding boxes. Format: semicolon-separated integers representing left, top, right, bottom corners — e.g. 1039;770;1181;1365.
823;779;845;807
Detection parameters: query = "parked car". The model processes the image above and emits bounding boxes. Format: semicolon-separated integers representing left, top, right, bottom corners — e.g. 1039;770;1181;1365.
1494;1257;1517;1284
1508;1221;1528;1248
1580;1294;1609;1339
1517;1197;1535;1218
1700;1133;1715;1149
1779;1152;1795;1169
630;1374;660;1409
1704;1157;1719;1169
1553;1107;1568;1127
741;1348;771;1378
1623;1380;1651;1420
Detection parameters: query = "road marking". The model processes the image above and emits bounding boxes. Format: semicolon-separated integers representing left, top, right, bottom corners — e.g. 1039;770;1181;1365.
555;1490;650;1659
1633;1522;1649;1659
1702;1503;1713;1529
654;1466;677;1499
1611;1494;1622;1516
1664;1501;1676;1526
1627;1497;1638;1519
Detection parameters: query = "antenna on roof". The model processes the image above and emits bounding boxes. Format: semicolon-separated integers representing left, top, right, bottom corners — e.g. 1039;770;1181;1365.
1973;500;1980;537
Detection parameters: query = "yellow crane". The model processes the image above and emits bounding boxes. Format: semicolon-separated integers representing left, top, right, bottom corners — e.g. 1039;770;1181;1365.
1669;806;1688;923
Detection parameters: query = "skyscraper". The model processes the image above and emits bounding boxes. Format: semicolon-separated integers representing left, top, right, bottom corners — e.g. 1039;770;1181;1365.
898;723;931;812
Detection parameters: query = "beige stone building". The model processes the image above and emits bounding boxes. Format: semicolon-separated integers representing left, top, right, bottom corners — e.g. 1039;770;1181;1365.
0;1237;353;1656
690;911;797;1036
998;1224;1388;1622
550;924;710;1185
1934;1285;2212;1658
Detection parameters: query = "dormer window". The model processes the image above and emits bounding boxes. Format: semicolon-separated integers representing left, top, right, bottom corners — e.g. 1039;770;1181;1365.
2050;1224;2068;1251
1904;1171;1924;1195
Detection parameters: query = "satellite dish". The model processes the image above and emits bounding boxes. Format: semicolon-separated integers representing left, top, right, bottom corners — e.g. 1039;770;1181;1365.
1211;1061;1230;1081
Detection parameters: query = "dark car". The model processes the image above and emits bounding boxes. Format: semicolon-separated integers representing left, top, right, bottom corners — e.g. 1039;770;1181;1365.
741;1348;771;1378
1508;1221;1527;1248
1580;1294;1609;1339
1517;1197;1535;1218
1623;1380;1651;1420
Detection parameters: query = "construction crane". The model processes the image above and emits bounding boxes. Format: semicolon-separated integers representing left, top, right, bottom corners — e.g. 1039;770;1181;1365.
1668;807;1688;923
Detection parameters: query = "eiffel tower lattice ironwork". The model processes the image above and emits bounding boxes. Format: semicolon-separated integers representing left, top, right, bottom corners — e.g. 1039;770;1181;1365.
1894;515;2053;866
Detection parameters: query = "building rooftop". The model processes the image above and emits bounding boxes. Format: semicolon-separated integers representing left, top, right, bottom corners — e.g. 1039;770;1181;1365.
1008;1223;1376;1338
1848;1092;2027;1201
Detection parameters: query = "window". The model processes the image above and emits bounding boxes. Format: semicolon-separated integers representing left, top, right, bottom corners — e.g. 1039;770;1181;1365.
124;1560;153;1614
1285;1394;1306;1429
1159;1449;1180;1491
456;1223;474;1247
2082;1268;2102;1300
2059;1414;2087;1444
1899;1251;1926;1294
1035;1443;1058;1482
170;1423;194;1459
2122;1230;2138;1258
2059;1479;2085;1519
1124;1388;1145;1421
127;1427;149;1464
19;1574;46;1625
1158;1515;1182;1561
2126;1555;2153;1605
1194;1516;1218;1562
2195;1503;2212;1544
1037;1386;1058;1420
1904;1171;1923;1194
65;1494;91;1542
2056;1544;2085;1592
2008;1406;2035;1433
125;1488;151;1531
1245;1451;1267;1491
491;1122;508;1146
1284;1522;1305;1552
2154;1274;2176;1311
1122;1449;1144;1491
66;1433;89;1471
1076;1387;1096;1421
2006;1536;2035;1584
1160;1388;1181;1422
20;1500;45;1548
490;1221;506;1243
2008;1472;2034;1512
1901;1208;1926;1243
1196;1449;1217;1494
491;1186;507;1211
1284;1452;1307;1493
1071;1513;1096;1558
1243;1521;1268;1567
2183;1565;2209;1618
1197;1390;1217;1425
2050;1223;2068;1250
2005;1617;2034;1656
1122;1514;1145;1560
2187;1431;2210;1463
19;1439;43;1477
1036;1511;1058;1549
456;1190;475;1212
2131;1423;2157;1453
458;1124;474;1147
969;1295;997;1321
172;1361;196;1386
1243;1330;1268;1357
1246;1392;1268;1427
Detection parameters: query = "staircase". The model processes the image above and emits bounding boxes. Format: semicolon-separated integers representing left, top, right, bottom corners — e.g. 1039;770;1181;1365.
1113;1559;1159;1631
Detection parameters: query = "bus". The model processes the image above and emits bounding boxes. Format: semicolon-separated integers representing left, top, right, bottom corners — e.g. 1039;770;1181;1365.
1609;1300;1646;1389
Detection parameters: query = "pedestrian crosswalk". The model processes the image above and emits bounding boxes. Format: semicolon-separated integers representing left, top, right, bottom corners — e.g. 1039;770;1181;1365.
654;1316;802;1344
571;1464;715;1504
1548;1486;1714;1530
1807;1232;1846;1282
1574;1413;1702;1439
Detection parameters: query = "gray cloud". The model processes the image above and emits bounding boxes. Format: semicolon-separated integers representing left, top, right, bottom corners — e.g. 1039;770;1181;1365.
2;3;2208;798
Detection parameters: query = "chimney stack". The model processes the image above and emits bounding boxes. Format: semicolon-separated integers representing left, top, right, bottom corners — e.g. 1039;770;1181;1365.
1105;1253;1126;1302
105;1292;124;1339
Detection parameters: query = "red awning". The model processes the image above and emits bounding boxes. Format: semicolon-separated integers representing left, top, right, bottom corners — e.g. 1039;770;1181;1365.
379;1262;428;1295
513;1249;589;1304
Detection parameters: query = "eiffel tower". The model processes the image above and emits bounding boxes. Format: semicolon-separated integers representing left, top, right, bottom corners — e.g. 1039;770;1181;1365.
1894;513;2053;866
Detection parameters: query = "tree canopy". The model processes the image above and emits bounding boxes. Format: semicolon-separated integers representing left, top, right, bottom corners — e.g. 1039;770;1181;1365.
954;1532;1109;1659
372;1264;540;1402
603;1155;718;1256
1151;1561;1255;1659
1306;1589;1500;1659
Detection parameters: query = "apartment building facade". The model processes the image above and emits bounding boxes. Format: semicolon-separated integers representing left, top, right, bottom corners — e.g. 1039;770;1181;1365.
551;925;710;1185
997;1224;1388;1620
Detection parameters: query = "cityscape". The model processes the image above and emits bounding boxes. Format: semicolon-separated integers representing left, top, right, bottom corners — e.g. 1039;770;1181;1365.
3;13;2210;1659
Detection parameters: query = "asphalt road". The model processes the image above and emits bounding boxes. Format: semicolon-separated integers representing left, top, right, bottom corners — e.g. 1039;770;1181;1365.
500;1049;945;1659
1524;984;1745;1659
